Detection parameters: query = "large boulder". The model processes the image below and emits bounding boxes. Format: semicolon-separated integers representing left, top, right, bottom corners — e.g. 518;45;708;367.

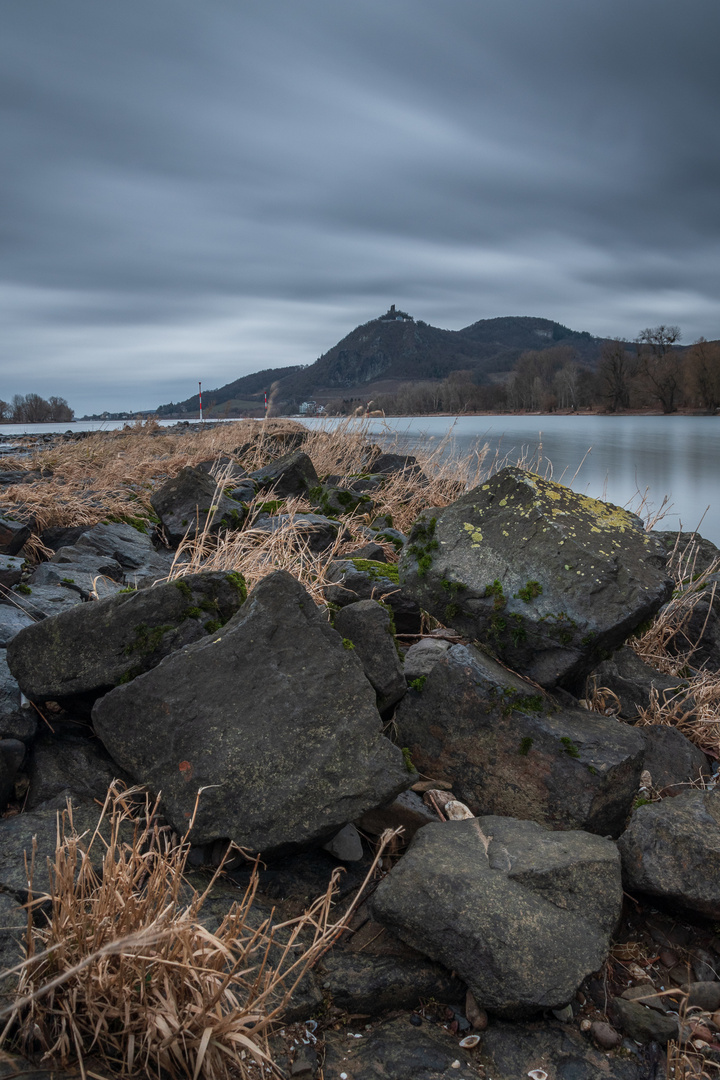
395;642;645;837
618;789;720;918
638;725;710;792
7;571;247;700
398;467;673;688
370;816;622;1017
150;466;247;546
92;570;410;854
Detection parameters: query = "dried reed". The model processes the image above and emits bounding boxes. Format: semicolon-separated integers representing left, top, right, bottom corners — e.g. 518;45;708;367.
0;783;399;1079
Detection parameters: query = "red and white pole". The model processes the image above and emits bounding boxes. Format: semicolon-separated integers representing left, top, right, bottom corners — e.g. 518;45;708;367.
264;391;268;416
199;381;203;422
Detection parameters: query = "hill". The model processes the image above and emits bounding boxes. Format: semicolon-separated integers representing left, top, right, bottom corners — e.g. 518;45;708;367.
154;308;612;417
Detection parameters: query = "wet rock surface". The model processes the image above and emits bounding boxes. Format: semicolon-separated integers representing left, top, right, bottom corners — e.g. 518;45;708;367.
399;467;673;688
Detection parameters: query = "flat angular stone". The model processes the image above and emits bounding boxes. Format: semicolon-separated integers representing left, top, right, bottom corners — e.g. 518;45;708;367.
150;465;247;546
0;649;36;741
0;517;30;555
618;789;720;918
6;583;83;620
0;555;23;589
399;467;673;688
0;604;34;646
333;600;406;711
7;571;246;700
252;512;340;553
92;570;410;854
248;450;318;498
370;816;622;1017
395;643;645;837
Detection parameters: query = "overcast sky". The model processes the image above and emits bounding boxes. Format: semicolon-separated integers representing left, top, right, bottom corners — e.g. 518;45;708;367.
3;1;720;414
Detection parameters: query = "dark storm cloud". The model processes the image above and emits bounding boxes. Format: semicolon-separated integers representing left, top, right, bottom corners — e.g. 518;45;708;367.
2;0;720;412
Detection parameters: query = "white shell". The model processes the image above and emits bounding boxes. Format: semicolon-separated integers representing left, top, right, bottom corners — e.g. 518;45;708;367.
459;1034;481;1048
528;1071;548;1080
444;800;475;820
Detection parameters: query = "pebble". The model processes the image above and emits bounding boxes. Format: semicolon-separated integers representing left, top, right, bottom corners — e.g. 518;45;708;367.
591;1021;622;1049
444;800;474;820
465;990;488;1031
551;1004;573;1023
410;1013;422;1027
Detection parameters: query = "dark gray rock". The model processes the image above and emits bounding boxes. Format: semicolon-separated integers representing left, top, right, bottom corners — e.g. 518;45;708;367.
618;789;720;918
195;455;246;481
356;789;438;842
398;467;673;688
0;555;23;589
395;643;645;837
92;570;410;854
30;549;124;600
308;483;374;519
0;738;25;807
370;816;622;1017
343;541;388;562
73;520;174;585
611;997;679;1044
322;1016;484;1080
0;892;26;999
0;517;31;555
7;583;84;620
324;559;422;635
588;646;688;721
481;1018;648;1079
0;800;115;900
150;465;247;546
248;450;318;498
0;650;36;741
333;600;406;711
653;529;720;575
322;822;364;861
251;511;340;553
7;570;247;700
665;573;720;670
26;734;131;810
369;452;424;478
320;952;465;1015
681;981;720;1011
0;603;34;646
639;725;710;792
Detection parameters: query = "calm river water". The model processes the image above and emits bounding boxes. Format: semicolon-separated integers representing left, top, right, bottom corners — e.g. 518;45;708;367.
304;414;720;546
1;415;718;546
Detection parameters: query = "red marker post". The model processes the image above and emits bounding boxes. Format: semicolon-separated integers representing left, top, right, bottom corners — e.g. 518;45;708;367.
199;382;203;422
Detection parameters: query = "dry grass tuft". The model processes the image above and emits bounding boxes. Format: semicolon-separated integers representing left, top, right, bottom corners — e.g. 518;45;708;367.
0;783;399;1079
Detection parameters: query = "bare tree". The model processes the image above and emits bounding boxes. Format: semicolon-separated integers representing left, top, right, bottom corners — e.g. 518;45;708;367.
599;341;635;412
636;325;683;413
686;338;720;412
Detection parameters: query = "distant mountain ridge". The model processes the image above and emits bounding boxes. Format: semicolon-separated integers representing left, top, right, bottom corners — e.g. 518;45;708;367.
155;308;610;417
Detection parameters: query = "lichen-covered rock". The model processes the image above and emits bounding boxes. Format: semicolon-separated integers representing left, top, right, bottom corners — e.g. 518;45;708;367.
370;816;622;1017
398;467;673;688
150;465;247;546
7;571;247;700
92;570;410;854
308;483;375;518
395;643;645;837
324;558;422;635
618;789;720;918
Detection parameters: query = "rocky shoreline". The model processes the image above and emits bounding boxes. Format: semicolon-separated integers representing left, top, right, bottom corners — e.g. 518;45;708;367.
1;421;720;1079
